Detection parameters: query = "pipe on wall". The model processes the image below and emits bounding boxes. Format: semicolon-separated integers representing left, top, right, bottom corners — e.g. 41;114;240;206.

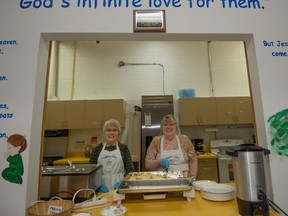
118;61;166;95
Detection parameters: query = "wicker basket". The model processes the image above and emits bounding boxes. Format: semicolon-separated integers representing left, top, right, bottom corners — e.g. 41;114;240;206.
27;198;74;216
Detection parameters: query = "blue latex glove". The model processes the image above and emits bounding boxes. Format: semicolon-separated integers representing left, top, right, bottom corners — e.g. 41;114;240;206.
160;159;170;169
113;182;121;189
97;184;109;193
190;177;196;186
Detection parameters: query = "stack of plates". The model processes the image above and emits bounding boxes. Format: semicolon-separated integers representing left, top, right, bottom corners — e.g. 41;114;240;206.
200;184;235;201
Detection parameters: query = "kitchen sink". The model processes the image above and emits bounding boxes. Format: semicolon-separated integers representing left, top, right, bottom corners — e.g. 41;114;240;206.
42;166;68;175
58;164;100;175
41;164;101;175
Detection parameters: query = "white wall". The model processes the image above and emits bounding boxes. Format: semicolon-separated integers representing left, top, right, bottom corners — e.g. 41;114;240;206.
1;1;288;215
48;40;253;153
49;41;250;104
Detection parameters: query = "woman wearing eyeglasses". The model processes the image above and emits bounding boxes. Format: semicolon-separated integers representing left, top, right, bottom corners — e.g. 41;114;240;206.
145;114;198;178
90;119;134;192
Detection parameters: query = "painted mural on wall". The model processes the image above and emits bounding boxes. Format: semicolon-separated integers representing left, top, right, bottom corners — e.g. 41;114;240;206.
267;109;288;157
2;134;27;184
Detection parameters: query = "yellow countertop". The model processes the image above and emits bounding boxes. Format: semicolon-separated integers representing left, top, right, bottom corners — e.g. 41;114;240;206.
197;152;217;159
53;157;90;165
53;152;90;165
73;189;280;216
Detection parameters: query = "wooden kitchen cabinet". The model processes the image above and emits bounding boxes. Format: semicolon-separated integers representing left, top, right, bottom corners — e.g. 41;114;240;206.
178;98;217;125
45;100;85;129
216;97;253;125
84;99;125;128
45;99;125;129
197;158;218;182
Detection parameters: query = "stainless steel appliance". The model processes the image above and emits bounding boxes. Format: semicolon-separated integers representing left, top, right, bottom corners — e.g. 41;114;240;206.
210;139;244;183
141;95;174;171
40;164;102;199
226;144;270;216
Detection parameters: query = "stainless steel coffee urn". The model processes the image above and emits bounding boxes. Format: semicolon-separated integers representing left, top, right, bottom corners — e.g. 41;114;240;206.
226;144;271;216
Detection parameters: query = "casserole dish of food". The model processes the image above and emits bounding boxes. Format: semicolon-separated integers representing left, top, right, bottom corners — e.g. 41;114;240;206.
117;171;193;194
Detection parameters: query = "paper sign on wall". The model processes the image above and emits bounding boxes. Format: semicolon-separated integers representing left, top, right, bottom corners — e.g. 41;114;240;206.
144;111;151;126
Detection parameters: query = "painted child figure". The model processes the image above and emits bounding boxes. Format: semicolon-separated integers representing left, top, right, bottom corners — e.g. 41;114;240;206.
2;134;27;184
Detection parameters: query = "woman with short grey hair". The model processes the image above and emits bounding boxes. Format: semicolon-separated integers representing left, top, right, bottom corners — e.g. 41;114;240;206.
90;119;134;192
103;119;121;134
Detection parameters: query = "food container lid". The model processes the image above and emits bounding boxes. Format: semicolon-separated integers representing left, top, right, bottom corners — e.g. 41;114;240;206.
226;144;270;157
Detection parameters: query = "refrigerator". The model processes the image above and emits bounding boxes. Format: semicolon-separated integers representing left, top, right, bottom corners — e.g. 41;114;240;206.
141;95;174;171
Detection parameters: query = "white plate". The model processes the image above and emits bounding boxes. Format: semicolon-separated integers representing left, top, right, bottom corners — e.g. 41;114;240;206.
193;180;217;191
201;184;235;201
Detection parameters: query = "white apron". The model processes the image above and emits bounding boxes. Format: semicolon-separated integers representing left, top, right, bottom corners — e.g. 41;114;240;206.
159;136;189;172
95;143;125;189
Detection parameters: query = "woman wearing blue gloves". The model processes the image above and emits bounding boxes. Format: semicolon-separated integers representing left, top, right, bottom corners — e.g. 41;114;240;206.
90;119;134;192
145;115;198;178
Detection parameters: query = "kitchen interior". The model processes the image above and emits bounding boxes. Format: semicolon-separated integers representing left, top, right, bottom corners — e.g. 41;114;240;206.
40;40;256;201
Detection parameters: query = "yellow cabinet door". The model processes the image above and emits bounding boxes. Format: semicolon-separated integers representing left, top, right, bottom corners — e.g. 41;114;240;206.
84;100;106;128
45;101;66;129
65;100;85;129
197;158;218;182
234;97;253;124
104;99;125;126
84;99;125;128
178;98;217;125
216;97;253;124
178;98;198;125
45;100;85;129
197;98;217;125
215;97;235;124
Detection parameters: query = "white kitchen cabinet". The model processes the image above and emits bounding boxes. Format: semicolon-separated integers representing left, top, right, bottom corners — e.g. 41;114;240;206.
45;100;85;129
178;98;217;125
84;99;125;128
215;97;253;125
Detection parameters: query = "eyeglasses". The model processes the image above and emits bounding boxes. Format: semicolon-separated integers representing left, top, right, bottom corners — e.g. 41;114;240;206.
105;129;118;133
163;123;175;127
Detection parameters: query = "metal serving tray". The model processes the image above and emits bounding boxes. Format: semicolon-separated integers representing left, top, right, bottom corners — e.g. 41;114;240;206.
117;171;193;194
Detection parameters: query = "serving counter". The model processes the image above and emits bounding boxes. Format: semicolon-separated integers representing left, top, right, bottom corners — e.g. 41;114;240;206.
53;153;217;166
77;189;280;216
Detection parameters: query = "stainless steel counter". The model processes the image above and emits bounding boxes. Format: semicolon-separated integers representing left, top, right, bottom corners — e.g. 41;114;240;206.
40;164;102;199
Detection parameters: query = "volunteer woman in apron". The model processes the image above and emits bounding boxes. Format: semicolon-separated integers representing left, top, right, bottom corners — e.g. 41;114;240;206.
145;115;198;178
90;119;134;192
